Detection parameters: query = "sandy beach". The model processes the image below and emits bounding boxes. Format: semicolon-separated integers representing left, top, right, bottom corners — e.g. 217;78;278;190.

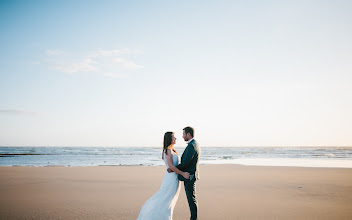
1;165;352;219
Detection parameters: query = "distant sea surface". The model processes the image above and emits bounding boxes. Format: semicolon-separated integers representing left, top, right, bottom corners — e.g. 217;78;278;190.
1;146;352;168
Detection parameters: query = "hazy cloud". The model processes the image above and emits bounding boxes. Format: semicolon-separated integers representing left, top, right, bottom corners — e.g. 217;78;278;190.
53;58;97;73
113;58;144;70
45;48;144;77
89;48;142;57
0;110;39;116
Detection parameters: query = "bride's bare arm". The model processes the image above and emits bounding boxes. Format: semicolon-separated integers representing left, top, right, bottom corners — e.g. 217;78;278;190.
165;149;190;179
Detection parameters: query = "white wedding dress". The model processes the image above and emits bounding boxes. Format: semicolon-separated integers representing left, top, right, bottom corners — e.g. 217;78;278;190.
137;152;181;220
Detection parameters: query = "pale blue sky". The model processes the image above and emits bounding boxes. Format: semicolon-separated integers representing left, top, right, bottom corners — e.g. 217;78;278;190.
1;0;351;147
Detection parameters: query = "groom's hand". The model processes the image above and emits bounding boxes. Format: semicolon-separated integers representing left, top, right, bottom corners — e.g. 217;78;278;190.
167;168;174;173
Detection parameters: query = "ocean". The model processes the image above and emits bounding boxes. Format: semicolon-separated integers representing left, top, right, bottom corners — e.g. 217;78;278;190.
1;146;352;168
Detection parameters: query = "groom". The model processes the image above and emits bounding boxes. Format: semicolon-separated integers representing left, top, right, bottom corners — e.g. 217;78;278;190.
168;126;200;220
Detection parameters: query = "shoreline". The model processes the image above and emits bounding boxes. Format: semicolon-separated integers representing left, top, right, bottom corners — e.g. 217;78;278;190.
1;158;352;169
1;165;352;169
1;165;352;219
2;146;352;168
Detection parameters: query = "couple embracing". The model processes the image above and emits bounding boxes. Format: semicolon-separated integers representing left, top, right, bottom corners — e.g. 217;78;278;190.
137;126;200;220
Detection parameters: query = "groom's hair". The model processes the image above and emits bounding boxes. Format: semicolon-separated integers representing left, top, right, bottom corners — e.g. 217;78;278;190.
183;126;194;137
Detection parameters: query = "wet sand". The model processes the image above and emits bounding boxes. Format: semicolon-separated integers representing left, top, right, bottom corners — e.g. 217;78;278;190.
1;165;352;219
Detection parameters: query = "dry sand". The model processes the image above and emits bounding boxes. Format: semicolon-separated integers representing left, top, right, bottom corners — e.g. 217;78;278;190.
1;165;352;219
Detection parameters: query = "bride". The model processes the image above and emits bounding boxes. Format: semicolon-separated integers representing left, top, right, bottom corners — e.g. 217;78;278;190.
137;132;190;220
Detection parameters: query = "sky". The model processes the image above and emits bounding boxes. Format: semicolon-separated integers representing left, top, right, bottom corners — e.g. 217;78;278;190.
0;0;351;147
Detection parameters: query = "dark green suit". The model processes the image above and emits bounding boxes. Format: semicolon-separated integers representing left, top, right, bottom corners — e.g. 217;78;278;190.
176;139;200;220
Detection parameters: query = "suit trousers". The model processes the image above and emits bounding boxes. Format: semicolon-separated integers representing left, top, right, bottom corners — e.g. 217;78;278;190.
184;179;198;220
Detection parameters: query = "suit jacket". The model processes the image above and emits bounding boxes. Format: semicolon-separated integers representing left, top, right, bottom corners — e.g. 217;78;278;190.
176;139;200;181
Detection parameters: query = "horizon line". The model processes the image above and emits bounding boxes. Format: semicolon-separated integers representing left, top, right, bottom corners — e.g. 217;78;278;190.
1;145;351;148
